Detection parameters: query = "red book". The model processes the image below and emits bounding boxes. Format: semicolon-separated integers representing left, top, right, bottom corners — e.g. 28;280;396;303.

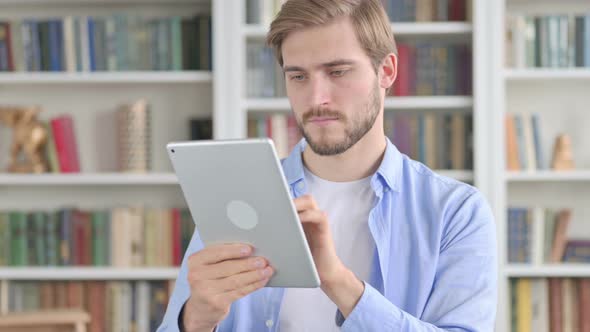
50;115;81;173
265;116;273;138
580;279;590;332
2;23;14;71
449;0;466;21
394;44;411;96
171;208;182;266
549;278;563;332
87;281;106;332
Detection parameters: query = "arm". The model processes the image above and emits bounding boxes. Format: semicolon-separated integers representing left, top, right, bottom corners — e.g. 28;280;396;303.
336;191;498;332
338;193;497;332
157;230;204;332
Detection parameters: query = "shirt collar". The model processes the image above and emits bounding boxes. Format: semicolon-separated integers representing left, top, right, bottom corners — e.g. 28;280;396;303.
281;137;403;193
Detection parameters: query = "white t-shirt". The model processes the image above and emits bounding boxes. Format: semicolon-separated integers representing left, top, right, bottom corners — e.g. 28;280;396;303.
278;167;376;332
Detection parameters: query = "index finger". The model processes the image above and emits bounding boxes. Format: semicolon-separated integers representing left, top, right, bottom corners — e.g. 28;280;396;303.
293;194;318;212
192;243;253;265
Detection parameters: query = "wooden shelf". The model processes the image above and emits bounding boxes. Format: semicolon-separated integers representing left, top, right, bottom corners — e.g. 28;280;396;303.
505;69;590;81
0;173;178;186
505;264;590;277
506;170;590;182
0;267;180;280
246;96;473;112
244;22;473;38
0;71;212;84
0;0;205;5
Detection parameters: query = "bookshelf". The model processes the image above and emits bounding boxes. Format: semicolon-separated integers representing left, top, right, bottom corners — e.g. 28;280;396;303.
0;71;212;83
493;0;590;330
0;0;211;329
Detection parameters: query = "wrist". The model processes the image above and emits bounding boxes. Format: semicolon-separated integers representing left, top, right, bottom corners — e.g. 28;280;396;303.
182;300;217;332
321;265;364;318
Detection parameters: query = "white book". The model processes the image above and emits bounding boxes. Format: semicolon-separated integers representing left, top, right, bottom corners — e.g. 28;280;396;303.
9;21;24;72
79;16;90;72
562;278;577;332
521;113;537;171
63;16;77;72
531;206;545;265
512;16;527;69
530;279;549;332
120;282;132;332
136;281;150;332
272;114;289;159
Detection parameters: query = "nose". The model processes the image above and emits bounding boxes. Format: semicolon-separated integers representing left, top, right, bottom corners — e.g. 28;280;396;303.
308;75;331;108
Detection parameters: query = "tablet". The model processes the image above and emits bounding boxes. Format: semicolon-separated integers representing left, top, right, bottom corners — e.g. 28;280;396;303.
167;138;320;288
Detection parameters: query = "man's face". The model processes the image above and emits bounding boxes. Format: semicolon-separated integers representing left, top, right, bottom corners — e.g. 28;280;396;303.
281;17;382;156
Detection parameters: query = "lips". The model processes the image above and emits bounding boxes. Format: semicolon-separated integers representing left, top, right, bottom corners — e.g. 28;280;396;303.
309;116;339;122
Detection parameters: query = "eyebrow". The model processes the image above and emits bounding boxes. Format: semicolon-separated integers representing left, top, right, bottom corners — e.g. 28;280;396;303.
283;59;357;72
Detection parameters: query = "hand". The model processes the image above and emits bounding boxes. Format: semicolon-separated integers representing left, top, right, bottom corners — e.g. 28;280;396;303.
182;243;274;332
294;195;364;318
293;194;341;282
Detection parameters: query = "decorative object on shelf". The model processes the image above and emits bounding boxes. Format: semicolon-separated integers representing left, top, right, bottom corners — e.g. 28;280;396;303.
0;106;48;173
117;99;152;173
551;134;575;170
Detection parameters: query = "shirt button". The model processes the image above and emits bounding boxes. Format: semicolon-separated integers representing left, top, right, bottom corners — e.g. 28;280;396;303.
265;319;274;328
297;182;304;190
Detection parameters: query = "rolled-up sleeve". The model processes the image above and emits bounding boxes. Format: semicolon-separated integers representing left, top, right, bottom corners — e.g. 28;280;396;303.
338;191;497;332
157;229;205;332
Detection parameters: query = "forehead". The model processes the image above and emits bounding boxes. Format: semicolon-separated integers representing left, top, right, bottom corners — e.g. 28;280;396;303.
281;17;369;68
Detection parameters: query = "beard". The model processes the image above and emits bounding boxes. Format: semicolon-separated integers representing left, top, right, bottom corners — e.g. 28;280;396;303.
297;80;381;156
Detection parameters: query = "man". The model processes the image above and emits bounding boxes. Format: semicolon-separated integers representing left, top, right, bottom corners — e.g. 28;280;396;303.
159;0;497;331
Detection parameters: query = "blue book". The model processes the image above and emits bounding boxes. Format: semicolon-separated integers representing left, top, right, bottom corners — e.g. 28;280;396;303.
48;20;62;71
418;115;426;164
585;15;590;66
24;20;42;71
87;17;96;71
0;39;7;71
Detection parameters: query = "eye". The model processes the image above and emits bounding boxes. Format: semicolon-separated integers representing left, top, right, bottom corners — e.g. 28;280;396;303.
330;69;347;77
289;74;306;82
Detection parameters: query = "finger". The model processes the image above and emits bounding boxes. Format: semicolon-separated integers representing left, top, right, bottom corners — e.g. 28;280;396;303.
199;256;268;280
218;266;274;293
298;209;328;225
224;273;273;303
294;194;319;212
191;243;253;266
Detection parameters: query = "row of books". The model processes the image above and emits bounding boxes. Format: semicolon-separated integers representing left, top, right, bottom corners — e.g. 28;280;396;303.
386;112;473;171
507;207;589;264
510;278;590;332
246;111;474;170
506;15;590;69
0;100;153;174
5;280;171;332
505;113;548;171
245;42;472;98
383;0;470;23
244;0;471;25
391;43;472;96
247;114;301;159
246;42;285;98
0;15;212;72
0;207;195;267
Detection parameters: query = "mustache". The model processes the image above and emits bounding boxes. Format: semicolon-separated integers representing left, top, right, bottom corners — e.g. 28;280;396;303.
302;107;344;123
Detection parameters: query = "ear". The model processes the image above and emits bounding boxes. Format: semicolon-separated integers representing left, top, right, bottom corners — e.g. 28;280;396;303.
379;53;397;90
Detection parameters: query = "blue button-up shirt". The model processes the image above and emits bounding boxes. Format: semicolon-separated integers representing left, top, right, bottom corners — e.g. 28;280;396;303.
158;138;497;332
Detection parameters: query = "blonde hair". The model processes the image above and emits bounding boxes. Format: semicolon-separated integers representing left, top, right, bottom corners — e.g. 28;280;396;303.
266;0;397;73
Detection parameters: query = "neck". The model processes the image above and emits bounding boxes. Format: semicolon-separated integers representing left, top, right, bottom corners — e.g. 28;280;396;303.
302;122;387;182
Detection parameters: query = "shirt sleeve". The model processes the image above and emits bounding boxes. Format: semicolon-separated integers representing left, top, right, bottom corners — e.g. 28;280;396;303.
157;229;205;332
338;190;498;332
